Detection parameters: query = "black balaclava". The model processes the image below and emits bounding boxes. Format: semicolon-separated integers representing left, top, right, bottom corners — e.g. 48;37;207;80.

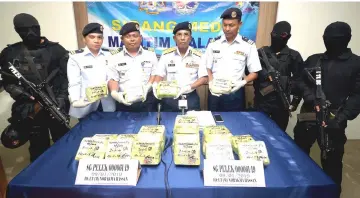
323;21;351;57
270;21;291;52
13;13;41;48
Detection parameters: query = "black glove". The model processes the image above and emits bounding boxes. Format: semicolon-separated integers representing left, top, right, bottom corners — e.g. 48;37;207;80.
326;118;341;129
56;97;66;110
13;102;35;120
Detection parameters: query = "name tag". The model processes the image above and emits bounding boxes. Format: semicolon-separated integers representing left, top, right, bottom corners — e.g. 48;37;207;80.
84;65;93;69
186;62;199;68
75;159;141;186
168;64;175;67
213;50;220;53
203;159;265;187
118;63;127;66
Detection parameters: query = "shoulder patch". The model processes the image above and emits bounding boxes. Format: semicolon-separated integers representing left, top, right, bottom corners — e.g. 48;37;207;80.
109;47;123;55
162;47;176;55
242;36;254;45
191;48;202;57
69;49;84;55
210;36;221;43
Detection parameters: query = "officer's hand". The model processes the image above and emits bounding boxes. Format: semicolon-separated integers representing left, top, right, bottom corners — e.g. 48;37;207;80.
152;83;161;100
56;97;66;110
208;81;222;97
72;98;93;108
325;118;341;129
175;85;192;99
142;83;152;102
111;91;132;106
230;80;247;93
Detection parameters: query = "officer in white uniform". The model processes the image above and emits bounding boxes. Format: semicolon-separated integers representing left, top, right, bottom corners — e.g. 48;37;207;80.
153;21;208;111
67;23;115;119
204;7;262;111
107;22;159;112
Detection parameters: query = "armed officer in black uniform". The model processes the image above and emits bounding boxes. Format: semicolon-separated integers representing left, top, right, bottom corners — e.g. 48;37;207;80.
253;21;303;131
295;21;360;197
0;13;70;162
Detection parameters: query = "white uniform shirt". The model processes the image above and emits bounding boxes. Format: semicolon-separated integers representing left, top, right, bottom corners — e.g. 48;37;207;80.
107;46;158;92
203;34;262;82
154;46;207;93
67;46;115;118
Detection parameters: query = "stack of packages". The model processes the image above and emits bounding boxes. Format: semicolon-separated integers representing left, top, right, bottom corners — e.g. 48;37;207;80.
232;135;270;166
210;78;232;95
75;134;119;160
173;115;200;166
156;81;179;99
131;125;165;165
202;126;234;160
105;134;137;160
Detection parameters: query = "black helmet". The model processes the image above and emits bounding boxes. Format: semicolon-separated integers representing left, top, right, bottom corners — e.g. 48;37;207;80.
1;124;29;149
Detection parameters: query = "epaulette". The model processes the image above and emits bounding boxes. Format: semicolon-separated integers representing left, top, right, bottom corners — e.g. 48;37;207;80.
162;47;176;55
101;48;109;52
69;49;84;55
109;47;123;55
191;48;202;57
242;36;254;45
210;36;221;43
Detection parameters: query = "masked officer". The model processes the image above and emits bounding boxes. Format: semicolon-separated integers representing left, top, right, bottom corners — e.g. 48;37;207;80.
205;7;262;111
295;21;360;198
67;23;116;120
108;22;158;112
0;13;69;162
153;21;208;111
253;21;303;131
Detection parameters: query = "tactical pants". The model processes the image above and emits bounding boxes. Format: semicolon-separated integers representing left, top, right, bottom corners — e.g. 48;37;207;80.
294;121;346;198
257;107;289;131
161;91;200;112
116;91;159;112
29;110;69;162
208;88;245;111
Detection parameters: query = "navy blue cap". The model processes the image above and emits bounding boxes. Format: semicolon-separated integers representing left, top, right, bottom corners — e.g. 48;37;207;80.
120;22;140;36
173;21;192;35
220;7;242;20
82;23;103;37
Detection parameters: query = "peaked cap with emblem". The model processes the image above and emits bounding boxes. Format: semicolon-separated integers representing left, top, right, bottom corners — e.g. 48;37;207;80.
82;23;104;37
221;7;242;20
120;22;140;36
173;21;192;35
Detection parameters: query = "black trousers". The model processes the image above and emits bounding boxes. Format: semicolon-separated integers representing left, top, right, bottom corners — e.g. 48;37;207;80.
207;88;245;111
116;91;159;112
161;91;200;112
28;110;69;162
257;106;289;131
294;121;346;198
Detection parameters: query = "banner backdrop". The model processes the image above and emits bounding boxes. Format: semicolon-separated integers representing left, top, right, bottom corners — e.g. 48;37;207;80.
87;1;259;55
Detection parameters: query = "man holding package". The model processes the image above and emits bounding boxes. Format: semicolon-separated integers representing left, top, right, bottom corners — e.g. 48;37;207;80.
67;23;116;119
204;7;262;111
153;21;208;111
108;22;159;112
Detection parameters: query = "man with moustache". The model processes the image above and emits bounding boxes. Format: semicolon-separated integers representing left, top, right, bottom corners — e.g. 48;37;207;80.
153;21;208;111
107;22;159;112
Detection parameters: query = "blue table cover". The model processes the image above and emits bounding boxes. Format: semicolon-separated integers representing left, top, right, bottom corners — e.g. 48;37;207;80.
7;112;337;198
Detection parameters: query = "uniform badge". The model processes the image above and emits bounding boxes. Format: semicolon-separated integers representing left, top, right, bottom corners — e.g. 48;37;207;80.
234;51;245;56
170;60;174;63
188;23;192;30
84;65;93;69
231;11;237;18
118;63;127;66
105;60;108;65
141;62;145;66
213;50;220;53
100;25;104;32
135;23;140;30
